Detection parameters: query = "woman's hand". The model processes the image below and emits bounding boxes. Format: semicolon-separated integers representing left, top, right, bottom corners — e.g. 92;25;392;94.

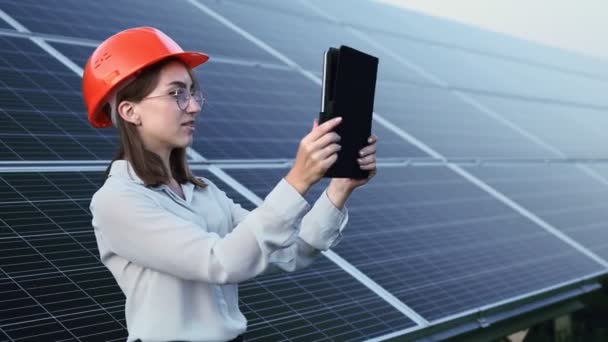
286;117;343;195
324;135;377;209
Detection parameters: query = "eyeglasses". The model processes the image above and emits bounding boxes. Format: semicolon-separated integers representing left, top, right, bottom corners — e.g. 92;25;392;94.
142;88;206;112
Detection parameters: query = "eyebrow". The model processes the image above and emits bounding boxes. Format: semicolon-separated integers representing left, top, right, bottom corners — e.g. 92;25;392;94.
166;80;193;89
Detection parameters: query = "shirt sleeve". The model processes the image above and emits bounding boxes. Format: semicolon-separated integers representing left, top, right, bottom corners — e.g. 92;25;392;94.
90;177;310;284
223;180;349;274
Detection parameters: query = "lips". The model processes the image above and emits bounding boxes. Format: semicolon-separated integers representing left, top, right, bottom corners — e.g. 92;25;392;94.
181;121;195;126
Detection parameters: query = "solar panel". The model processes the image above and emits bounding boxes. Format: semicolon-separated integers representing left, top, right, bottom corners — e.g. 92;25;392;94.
306;0;608;80
0;35;117;161
374;81;553;158
223;166;604;321
0;19;10;29
200;0;432;85
470;164;608;261
203;170;417;339
1;0;608;340
51;42;427;160
0;171;127;341
0;170;415;341
367;31;608;108
219;0;325;21
466;93;608;158
0;0;276;63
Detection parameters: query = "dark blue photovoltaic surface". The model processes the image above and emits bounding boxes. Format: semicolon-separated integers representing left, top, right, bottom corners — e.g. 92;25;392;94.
465;92;608;158
201;0;433;85
0;171;127;341
0;170;414;341
470;164;608;261
0;0;276;63
223;166;604;321
2;0;608;340
0;36;117;160
52;42;427;160
373;81;553;158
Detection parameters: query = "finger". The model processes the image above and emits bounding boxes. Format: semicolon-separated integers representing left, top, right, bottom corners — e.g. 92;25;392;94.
312;131;341;151
309;116;342;140
360;163;376;170
357;154;375;165
367;135;377;143
312;119;318;130
358;143;377;157
321;152;338;169
317;143;342;160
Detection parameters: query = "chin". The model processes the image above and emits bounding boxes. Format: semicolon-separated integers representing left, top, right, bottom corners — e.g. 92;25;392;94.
175;137;193;149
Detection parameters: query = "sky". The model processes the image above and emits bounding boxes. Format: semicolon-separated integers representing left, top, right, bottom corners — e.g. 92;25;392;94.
377;0;608;61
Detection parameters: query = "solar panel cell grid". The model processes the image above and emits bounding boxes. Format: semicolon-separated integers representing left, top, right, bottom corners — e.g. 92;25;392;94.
470;164;608;261
0;170;415;341
1;0;608;340
224;166;604;321
0;0;276;63
374;81;553;158
201;0;432;85
0;36;117;161
467;93;608;158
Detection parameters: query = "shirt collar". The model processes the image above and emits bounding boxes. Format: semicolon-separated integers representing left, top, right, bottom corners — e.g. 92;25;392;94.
108;160;145;185
108;160;197;203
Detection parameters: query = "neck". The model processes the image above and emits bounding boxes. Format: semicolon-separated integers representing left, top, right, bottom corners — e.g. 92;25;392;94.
142;140;174;181
161;151;173;182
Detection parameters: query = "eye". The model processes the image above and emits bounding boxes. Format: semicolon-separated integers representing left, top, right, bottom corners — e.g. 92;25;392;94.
170;88;187;98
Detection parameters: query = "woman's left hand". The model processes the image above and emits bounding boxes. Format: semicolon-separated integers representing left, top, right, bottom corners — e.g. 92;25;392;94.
330;135;378;191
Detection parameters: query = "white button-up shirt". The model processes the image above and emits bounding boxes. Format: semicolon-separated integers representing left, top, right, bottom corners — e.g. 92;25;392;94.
90;160;349;342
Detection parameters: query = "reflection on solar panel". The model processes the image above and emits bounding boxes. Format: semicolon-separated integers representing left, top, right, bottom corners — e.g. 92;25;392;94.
374;82;553;158
223;166;604;321
1;0;608;340
470;165;608;261
0;0;276;62
306;0;608;79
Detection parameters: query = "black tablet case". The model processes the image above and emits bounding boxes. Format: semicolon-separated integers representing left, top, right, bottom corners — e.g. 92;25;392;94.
319;45;379;179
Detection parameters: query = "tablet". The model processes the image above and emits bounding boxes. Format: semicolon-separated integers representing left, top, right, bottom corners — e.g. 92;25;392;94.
319;45;379;179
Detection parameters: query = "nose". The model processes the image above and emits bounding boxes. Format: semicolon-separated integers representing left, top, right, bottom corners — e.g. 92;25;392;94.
185;94;202;114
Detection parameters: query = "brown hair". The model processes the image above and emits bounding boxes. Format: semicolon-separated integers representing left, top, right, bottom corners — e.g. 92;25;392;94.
104;58;206;188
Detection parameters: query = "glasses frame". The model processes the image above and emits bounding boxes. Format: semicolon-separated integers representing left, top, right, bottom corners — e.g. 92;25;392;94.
142;87;205;112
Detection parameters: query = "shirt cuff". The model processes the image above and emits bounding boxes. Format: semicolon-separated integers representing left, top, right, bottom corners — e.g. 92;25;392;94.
264;177;311;218
255;177;311;247
299;188;349;251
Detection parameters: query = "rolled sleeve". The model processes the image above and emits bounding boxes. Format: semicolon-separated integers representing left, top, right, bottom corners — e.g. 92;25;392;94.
299;189;349;251
248;177;311;250
92;176;313;285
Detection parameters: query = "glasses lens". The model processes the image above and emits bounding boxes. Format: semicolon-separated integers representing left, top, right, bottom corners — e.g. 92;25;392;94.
193;90;204;106
176;89;188;111
176;89;205;111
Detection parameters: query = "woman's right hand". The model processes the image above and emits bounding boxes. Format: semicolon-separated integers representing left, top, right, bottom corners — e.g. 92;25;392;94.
285;117;343;195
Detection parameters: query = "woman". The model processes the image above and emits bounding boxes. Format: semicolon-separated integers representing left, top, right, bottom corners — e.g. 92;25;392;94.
84;27;377;342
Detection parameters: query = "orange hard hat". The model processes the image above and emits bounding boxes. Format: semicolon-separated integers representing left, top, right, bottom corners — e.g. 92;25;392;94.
82;27;209;128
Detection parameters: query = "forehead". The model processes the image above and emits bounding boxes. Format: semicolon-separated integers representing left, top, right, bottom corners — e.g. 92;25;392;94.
157;61;193;86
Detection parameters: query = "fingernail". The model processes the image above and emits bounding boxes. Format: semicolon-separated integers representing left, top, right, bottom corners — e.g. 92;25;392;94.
359;151;364;156
335;117;342;122
368;137;373;143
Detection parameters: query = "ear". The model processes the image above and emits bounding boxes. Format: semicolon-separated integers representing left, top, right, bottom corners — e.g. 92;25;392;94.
117;100;141;126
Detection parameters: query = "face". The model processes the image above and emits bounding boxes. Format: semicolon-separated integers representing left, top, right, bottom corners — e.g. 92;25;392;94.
124;61;201;158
